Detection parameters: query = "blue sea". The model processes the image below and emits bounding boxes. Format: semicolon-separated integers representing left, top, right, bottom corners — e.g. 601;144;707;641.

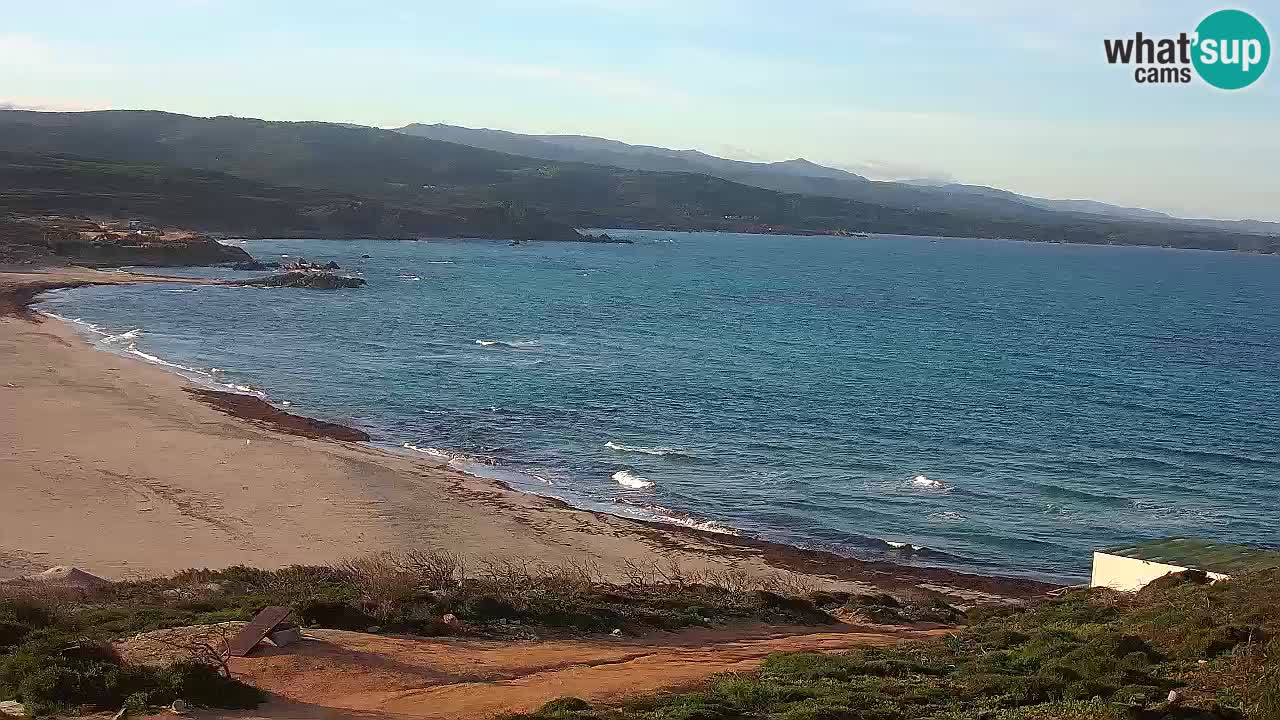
38;231;1280;583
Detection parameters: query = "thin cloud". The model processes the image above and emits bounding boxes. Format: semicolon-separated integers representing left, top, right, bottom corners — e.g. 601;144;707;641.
0;97;104;112
836;159;957;183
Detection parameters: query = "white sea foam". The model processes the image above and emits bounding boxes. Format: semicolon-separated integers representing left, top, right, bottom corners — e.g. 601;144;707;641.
475;339;541;350
123;343;197;373
612;498;739;535
928;511;965;523
424;261;454;265
402;442;453;460
612;470;655;489
101;328;142;344
40;312;106;336
40;312;270;399
400;443;504;476
605;440;688;457
909;474;948;490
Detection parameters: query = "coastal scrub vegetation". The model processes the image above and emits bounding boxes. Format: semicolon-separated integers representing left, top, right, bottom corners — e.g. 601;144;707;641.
507;569;1280;720
0;599;261;717
0;552;902;716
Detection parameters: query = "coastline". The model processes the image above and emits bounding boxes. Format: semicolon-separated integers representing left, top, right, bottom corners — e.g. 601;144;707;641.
0;268;1057;603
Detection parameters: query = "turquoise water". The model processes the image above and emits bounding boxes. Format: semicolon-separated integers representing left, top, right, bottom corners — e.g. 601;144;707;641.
39;231;1280;582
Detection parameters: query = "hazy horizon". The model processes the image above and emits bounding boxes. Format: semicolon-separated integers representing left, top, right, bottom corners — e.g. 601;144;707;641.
4;0;1277;221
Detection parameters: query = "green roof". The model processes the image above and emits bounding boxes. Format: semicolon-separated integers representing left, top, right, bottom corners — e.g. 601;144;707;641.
1103;538;1280;576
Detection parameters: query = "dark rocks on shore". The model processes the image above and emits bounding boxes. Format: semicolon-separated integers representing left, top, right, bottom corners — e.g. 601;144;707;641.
242;271;366;289
579;232;631;244
230;260;281;271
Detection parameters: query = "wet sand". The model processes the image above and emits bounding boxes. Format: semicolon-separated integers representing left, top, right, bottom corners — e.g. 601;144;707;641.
0;268;1056;602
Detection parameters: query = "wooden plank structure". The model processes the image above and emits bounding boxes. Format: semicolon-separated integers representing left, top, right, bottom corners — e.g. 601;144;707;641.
227;606;294;657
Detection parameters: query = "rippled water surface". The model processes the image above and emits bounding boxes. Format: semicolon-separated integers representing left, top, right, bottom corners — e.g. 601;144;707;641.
40;231;1280;581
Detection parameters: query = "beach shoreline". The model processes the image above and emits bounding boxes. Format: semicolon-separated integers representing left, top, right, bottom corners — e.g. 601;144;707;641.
0;268;1057;603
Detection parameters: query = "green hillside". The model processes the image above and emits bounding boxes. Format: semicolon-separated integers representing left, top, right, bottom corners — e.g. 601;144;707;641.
0;110;1275;253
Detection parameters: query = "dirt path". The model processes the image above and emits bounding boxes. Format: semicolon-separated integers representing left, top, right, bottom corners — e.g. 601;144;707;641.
198;624;946;720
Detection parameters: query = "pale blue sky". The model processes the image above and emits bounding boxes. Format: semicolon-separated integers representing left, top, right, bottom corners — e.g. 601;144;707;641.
3;1;1277;220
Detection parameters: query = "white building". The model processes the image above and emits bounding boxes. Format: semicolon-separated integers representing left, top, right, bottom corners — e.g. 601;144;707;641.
1091;537;1280;591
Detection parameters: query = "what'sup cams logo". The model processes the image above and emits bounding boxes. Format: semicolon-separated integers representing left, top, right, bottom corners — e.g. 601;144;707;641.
1104;9;1270;89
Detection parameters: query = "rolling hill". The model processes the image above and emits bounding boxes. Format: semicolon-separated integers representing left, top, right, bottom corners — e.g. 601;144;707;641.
0;110;1274;253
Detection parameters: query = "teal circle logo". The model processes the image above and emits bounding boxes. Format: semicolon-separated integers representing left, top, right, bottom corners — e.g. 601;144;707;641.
1193;9;1270;89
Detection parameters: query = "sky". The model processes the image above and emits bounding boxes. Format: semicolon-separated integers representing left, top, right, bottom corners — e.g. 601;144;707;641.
2;0;1278;220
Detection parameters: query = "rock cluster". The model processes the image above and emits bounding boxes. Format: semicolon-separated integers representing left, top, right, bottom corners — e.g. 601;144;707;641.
242;271;366;289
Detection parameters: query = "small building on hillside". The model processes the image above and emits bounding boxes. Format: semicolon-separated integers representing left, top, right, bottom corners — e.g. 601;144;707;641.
1092;538;1280;591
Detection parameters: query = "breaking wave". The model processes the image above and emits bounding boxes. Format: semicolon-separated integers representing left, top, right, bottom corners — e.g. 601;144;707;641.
40;311;268;399
612;498;739;535
605;440;697;459
101;328;142;344
908;474;949;491
401;442;453;460
612;469;655;489
475;339;541;350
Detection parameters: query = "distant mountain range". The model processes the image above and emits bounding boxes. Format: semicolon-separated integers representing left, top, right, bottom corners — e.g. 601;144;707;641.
896;178;1172;220
0;109;1273;253
398;123;1279;234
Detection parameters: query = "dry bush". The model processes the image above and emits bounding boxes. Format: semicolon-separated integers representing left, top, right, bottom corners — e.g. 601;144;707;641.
704;568;765;594
621;559;710;590
0;581;89;607
141;624;237;677
265;565;342;604
528;559;600;597
398;549;465;591
621;558;664;588
616;558;816;597
475;556;537;595
766;571;820;597
333;554;420;621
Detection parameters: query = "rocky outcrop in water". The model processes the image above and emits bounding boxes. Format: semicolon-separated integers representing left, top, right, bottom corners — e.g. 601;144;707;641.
230;260;281;271
281;259;341;270
580;232;631;244
242;271;366;289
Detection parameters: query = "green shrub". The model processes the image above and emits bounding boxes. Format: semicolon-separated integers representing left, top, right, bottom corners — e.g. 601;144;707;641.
0;631;261;716
461;594;521;621
298;599;377;630
979;628;1030;649
762;653;859;682
0;601;56;649
1254;669;1280;720
770;703;863;720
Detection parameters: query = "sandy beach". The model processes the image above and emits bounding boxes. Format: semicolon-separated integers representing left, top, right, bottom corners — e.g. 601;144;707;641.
0;268;1053;602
